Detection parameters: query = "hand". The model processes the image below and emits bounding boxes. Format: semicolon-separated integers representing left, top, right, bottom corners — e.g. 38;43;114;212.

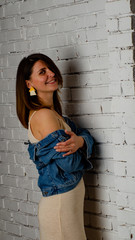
54;129;84;157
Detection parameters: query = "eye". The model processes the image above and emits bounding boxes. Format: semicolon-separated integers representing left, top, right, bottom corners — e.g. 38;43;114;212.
39;69;46;75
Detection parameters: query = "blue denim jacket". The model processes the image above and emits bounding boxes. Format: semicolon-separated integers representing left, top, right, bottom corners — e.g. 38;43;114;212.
27;116;94;197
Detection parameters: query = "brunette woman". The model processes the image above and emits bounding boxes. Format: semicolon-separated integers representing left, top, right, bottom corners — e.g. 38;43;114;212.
16;53;94;240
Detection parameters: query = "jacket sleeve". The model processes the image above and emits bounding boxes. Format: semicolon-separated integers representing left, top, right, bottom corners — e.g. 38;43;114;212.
28;131;92;173
63;116;94;160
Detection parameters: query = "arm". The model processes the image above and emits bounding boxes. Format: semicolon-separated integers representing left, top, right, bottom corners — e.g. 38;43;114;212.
54;116;94;160
29;108;62;140
33;131;92;173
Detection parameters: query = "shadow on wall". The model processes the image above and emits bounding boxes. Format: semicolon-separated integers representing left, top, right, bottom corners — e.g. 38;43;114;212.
60;50;102;240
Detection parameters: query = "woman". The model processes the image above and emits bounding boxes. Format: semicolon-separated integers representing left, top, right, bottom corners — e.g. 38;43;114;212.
16;53;94;240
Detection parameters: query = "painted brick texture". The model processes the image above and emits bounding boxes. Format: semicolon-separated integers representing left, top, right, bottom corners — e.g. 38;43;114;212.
0;0;134;240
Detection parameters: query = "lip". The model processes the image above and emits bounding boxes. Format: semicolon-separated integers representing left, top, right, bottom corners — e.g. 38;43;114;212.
46;79;56;84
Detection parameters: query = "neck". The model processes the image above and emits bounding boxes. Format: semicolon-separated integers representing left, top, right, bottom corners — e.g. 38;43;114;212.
38;92;54;109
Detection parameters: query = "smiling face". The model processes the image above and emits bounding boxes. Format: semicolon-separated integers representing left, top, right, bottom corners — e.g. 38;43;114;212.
26;60;58;96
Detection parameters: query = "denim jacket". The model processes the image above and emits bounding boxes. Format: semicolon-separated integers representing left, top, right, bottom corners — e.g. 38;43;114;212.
27;116;94;197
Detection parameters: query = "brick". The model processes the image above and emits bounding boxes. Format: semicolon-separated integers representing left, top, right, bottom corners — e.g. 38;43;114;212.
14;41;30;52
117;192;128;208
124;114;135;128
97;12;106;27
71;88;90;101
57;46;76;60
21;225;37;239
48;3;89;20
0;231;14;240
0;152;14;165
12;128;27;141
56;18;76;33
108;32;132;49
4;199;19;211
27;215;39;227
3;67;16;79
0;186;11;198
117;208;135;225
17;177;33;190
10;187;27;200
76;42;98;57
31;11;49;24
19;202;37;215
84;200;101;214
15;15;32;28
88;0;106;12
98;173;115;188
0;219;6;231
101;202;117;217
30;37;48;50
0;31;7;42
76;14;97;29
2;175;17;187
6;222;21;236
8;141;25;153
121;49;134;64
14;153;30;165
102;231;118;240
89;214;112;230
61;88;71;101
9;165;25;177
85;227;102;240
48;34;67;48
4;2;20;17
111;98;135;113
27;190;42;203
106;18;118;32
115;177;135;194
114;162;127;177
24;165;39;179
119;16;131;31
109;190;117;203
20;0;38;13
0;209;12;221
88;186;110;202
87;27;108;41
118;226;130;239
106;0;131;16
39;22;56;35
7;29;22;41
26;26;39;38
67;29;87;45
97;40;108;55
90;56;109;70
113;145;135;162
1;18;15;30
13;212;28;225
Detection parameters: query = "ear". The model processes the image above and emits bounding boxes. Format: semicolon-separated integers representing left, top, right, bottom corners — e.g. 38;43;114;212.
25;80;32;89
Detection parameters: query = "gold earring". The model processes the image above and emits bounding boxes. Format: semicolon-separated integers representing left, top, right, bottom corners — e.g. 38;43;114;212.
29;87;36;96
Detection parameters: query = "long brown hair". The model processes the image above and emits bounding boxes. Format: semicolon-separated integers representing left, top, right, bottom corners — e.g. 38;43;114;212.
16;53;63;129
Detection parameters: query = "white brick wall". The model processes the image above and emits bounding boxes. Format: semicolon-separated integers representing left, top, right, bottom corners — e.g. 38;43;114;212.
0;0;134;239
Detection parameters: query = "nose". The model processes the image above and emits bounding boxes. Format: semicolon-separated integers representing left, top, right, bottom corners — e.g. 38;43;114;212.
47;68;55;77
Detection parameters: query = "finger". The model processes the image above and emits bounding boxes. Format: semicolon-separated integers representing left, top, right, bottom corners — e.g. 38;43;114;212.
54;143;75;151
55;139;73;147
55;147;73;152
65;129;74;136
63;150;73;157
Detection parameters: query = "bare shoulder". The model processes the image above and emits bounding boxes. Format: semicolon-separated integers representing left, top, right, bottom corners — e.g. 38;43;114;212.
30;108;61;139
33;108;57;121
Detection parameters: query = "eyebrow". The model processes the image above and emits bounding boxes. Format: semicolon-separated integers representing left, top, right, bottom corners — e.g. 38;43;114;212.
38;67;46;73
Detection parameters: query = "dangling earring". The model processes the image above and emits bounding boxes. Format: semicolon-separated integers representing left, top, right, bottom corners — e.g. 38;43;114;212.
29;87;36;96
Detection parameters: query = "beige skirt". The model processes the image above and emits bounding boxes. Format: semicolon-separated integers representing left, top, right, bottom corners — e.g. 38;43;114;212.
38;178;86;240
